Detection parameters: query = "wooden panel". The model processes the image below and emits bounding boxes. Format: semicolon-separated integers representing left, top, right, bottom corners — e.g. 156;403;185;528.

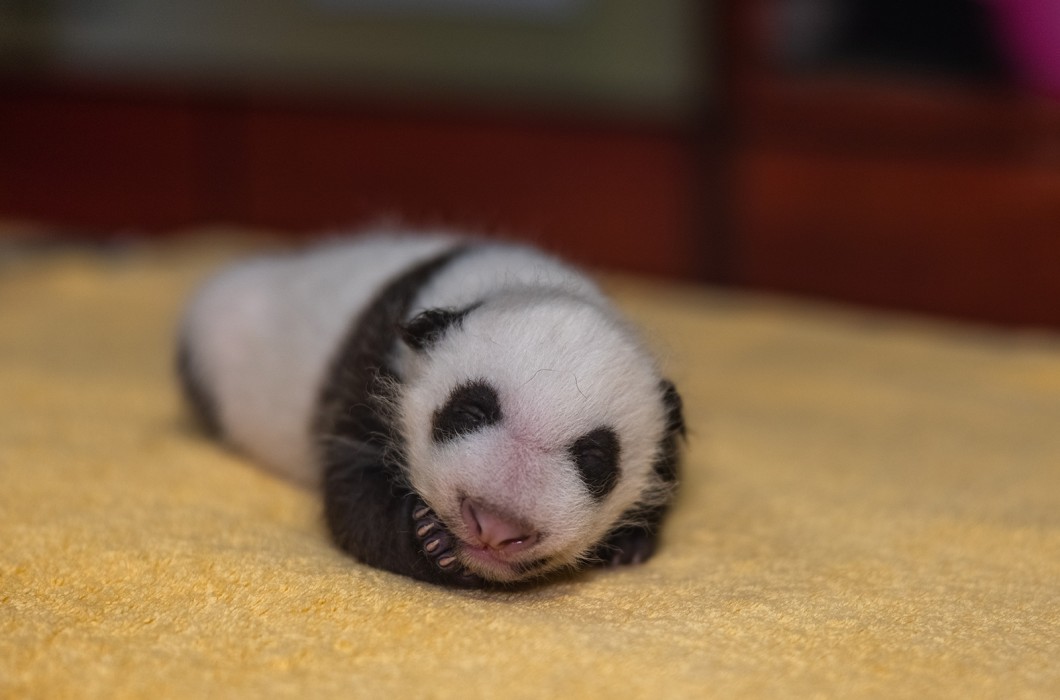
0;85;206;230
742;77;1060;165
734;147;1060;325
723;2;1060;327
240;105;699;276
0;81;701;278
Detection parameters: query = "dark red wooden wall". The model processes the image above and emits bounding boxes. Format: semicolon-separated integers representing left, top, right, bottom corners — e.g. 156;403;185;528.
4;68;1060;328
0;80;702;279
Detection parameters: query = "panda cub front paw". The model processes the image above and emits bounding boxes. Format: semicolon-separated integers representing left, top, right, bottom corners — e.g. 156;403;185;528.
597;526;658;567
410;496;483;586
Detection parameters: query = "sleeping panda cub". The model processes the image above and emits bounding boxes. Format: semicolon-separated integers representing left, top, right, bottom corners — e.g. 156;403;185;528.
178;233;684;588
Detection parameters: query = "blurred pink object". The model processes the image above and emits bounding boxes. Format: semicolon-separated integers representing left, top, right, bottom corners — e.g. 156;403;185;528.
989;0;1060;96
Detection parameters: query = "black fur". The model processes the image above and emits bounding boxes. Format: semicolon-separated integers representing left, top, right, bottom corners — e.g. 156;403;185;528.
660;379;685;439
176;335;221;437
653;379;684;483
592;519;662;566
400;306;477;351
316;245;481;587
569;427;620;500
431;380;503;444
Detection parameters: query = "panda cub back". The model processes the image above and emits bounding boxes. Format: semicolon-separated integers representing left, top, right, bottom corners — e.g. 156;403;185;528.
179;233;684;588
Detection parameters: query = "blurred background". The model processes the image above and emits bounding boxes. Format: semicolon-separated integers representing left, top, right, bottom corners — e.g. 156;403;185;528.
1;0;1058;326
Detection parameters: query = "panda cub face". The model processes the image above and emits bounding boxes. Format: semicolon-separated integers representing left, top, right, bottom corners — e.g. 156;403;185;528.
397;291;671;583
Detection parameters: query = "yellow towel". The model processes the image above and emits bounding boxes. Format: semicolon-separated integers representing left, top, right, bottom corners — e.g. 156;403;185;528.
2;233;1058;698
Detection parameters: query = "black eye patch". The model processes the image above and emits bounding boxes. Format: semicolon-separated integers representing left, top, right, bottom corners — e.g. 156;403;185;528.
569;427;620;501
432;380;503;443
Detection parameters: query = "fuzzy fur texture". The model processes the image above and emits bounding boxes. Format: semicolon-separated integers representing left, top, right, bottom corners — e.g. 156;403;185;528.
179;235;456;485
178;232;683;587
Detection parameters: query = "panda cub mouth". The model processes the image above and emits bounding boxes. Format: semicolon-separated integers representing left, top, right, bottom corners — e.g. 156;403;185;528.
457;497;542;568
412;495;551;582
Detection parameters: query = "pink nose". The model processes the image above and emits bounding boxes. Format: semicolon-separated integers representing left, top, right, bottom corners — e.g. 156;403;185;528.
461;498;539;553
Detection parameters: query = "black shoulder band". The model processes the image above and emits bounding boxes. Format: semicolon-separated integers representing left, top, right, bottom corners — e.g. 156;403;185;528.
313;244;470;450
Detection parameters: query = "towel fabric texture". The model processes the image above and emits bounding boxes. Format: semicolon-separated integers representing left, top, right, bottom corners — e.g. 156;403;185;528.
2;235;1058;698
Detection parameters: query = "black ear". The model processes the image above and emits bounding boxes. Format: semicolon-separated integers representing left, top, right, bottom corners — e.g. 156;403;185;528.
659;379;685;438
400;306;475;351
652;379;685;484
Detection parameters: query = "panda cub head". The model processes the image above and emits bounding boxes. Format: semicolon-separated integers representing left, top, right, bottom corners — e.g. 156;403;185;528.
395;289;679;583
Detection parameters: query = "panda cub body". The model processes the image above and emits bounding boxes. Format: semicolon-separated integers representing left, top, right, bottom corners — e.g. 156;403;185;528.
178;233;683;588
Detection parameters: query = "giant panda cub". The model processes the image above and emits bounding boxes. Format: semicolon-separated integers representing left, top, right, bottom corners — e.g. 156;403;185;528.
178;233;684;588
